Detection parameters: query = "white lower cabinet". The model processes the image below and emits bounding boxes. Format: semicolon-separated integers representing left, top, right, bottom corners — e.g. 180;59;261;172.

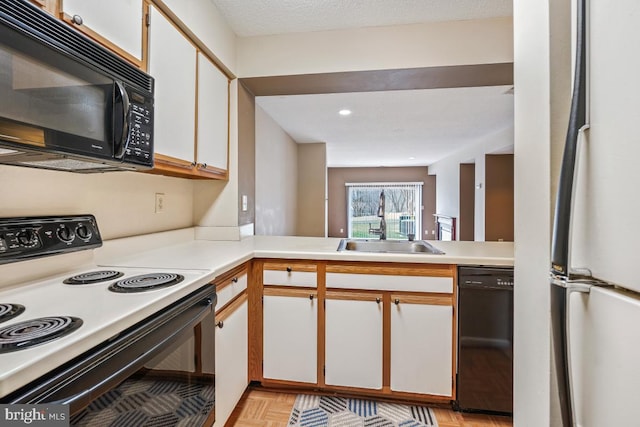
214;298;248;427
325;293;383;389
390;296;453;396
263;290;317;383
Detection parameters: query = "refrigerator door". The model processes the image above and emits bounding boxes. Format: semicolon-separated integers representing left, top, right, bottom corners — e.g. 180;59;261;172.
569;0;640;292
569;286;640;426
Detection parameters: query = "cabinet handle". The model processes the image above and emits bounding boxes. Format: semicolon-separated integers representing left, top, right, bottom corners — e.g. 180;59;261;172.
71;14;83;25
375;297;381;304
309;294;314;300
232;277;238;283
394;298;400;305
216;321;224;329
286;267;292;273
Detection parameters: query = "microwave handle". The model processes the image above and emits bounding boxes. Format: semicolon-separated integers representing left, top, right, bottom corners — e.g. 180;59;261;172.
114;81;130;160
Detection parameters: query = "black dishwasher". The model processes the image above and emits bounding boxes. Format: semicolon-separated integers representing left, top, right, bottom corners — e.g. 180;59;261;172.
456;266;513;414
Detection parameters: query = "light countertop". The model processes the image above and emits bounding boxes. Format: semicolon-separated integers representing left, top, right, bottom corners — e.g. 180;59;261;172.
96;233;514;279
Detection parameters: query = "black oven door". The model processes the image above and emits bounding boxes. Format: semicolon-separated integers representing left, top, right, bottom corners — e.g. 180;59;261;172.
4;286;216;426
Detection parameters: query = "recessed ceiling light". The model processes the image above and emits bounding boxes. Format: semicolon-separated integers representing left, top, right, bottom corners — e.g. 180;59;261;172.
409;157;416;160
338;109;352;116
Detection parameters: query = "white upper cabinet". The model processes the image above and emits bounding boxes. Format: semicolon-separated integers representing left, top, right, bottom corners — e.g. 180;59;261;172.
61;0;143;64
196;52;228;172
147;5;197;163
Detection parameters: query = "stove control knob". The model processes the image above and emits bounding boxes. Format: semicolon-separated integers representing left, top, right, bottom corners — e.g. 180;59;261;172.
57;226;75;243
17;229;37;246
76;224;92;240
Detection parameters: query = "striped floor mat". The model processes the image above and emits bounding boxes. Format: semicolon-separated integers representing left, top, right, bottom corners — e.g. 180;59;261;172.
288;394;438;427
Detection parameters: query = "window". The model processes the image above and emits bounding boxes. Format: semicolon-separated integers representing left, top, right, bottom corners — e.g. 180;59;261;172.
346;182;423;240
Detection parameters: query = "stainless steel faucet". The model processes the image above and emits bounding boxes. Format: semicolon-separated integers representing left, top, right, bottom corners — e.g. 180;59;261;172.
368;190;386;240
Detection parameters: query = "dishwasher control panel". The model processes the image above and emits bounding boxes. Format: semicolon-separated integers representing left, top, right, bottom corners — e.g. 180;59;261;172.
458;266;514;289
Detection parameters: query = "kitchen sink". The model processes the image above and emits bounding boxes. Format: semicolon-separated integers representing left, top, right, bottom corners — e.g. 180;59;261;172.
337;239;444;254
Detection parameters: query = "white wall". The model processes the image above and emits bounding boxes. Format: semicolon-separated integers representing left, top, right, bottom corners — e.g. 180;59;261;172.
297;143;327;237
427;126;513;241
254;105;298;236
237;17;513;77
513;0;571;425
0;166;193;240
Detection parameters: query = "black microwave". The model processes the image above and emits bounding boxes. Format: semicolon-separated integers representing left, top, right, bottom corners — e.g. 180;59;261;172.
0;0;154;173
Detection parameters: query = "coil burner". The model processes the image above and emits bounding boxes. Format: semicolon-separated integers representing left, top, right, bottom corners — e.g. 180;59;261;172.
0;316;83;353
108;273;184;293
63;270;124;285
0;303;25;324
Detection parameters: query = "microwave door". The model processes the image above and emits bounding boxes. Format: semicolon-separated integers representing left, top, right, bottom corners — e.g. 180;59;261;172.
0;22;115;161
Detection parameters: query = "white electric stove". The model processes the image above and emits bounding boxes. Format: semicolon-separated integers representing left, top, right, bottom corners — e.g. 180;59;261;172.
0;216;217;426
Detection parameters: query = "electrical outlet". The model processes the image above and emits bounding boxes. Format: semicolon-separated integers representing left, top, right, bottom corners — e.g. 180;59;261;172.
155;193;165;213
340;228;344;233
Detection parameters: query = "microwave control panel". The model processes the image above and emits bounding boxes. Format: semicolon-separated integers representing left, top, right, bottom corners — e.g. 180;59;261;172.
0;215;102;265
124;89;154;166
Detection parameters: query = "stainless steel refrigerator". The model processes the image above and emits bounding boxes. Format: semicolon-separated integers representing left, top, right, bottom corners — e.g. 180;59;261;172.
550;0;640;425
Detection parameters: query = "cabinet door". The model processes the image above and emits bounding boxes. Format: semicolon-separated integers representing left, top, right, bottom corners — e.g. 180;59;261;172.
214;297;248;427
325;292;383;389
196;53;228;172
390;295;453;396
263;289;317;384
62;0;143;63
147;5;196;162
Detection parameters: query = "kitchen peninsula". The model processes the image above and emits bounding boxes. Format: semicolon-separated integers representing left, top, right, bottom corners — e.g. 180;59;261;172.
95;230;513;426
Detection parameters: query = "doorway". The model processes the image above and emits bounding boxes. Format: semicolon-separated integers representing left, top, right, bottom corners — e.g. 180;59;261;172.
459;163;475;241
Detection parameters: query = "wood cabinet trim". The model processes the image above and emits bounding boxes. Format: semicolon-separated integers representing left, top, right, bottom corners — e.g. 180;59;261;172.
263;287;318;299
263;261;318;273
325;290;383;302
248;261;263;382
216;292;247;323
214;263;249;289
389;294;452;306
148;154;227;180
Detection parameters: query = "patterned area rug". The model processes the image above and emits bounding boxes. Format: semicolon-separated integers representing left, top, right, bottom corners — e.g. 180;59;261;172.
69;374;214;426
288;395;438;427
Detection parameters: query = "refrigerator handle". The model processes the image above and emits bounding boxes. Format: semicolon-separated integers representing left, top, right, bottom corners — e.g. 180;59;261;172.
551;276;612;426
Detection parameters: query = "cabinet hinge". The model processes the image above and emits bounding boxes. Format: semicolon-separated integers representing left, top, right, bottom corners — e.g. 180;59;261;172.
145;13;150;27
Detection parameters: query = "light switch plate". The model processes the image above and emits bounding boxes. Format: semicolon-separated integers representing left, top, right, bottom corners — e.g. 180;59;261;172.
242;195;248;212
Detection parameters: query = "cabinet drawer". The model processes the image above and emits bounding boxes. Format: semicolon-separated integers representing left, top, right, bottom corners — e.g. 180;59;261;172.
326;272;452;293
216;272;248;313
263;262;317;287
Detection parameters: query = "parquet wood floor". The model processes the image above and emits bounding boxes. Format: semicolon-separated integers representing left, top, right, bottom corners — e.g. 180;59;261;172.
226;387;513;427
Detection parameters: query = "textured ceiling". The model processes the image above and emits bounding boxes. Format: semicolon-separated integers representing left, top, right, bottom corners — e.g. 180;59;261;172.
211;0;513;37
256;86;514;168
